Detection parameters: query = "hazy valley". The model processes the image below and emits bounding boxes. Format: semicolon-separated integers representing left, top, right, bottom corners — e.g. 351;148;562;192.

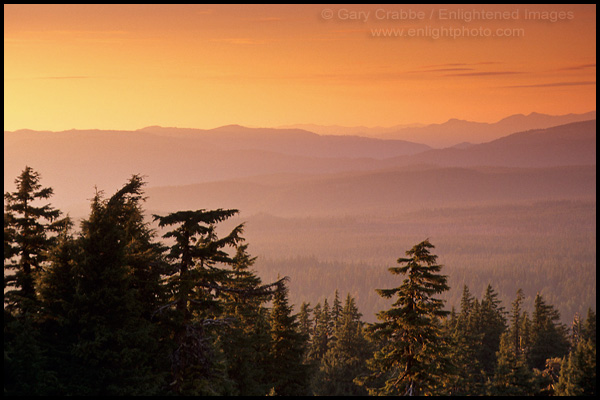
4;115;596;324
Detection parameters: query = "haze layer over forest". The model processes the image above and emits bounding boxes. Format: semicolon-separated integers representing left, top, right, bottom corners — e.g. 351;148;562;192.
4;113;596;323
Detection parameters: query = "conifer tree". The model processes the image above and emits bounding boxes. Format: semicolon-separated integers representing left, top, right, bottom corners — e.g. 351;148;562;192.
358;239;452;396
527;292;570;370
489;289;535;395
555;308;597;396
35;218;78;395
297;301;313;363
309;298;332;362
4;166;65;313
479;284;507;375
446;285;485;395
267;280;310;396
582;308;596;345
153;208;244;394
297;302;313;342
332;289;343;333
555;338;596;396
55;177;164;395
4;167;66;395
314;294;372;396
218;243;282;395
571;312;584;349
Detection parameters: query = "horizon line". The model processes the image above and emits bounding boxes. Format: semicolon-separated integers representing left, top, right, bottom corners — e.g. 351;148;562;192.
4;109;596;134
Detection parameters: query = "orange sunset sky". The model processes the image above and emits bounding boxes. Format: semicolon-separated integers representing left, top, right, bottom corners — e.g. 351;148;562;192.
4;4;596;131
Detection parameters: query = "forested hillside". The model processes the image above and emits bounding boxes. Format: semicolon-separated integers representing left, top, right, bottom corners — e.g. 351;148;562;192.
4;168;596;395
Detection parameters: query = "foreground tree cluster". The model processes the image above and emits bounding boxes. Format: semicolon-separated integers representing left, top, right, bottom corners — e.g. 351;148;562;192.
4;167;596;396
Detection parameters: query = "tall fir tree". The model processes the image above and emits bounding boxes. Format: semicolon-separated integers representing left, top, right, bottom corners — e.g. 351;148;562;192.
267;279;311;396
35;217;78;395
445;285;486;395
66;177;163;395
4;166;65;314
4;167;66;395
313;293;372;396
358;239;452;396
478;283;507;376
489;289;535;395
217;242;283;395
297;302;313;343
555;308;597;396
582;308;596;345
153;208;245;395
331;289;343;334
527;292;570;370
309;298;332;362
555;338;596;396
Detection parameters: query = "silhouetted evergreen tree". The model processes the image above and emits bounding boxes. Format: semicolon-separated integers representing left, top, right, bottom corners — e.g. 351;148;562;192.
218;243;283;395
153;208;245;395
63;177;162;395
267;279;310;396
36;218;78;395
4;166;64;313
358;239;452;396
4;167;65;395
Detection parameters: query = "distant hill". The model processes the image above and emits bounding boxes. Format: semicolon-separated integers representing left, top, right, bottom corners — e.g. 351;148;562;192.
379;111;596;147
138;125;431;159
276;123;426;137
4;127;423;210
145;165;596;217
4;119;595;214
389;120;596;168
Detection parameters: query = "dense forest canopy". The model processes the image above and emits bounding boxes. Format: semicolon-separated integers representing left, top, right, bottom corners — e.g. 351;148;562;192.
4;168;596;395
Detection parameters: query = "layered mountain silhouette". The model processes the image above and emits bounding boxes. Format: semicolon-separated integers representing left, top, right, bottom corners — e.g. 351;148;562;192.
4;114;596;324
143;165;595;217
138;124;431;159
380;111;596;147
4;116;596;215
387;119;596;168
284;111;595;148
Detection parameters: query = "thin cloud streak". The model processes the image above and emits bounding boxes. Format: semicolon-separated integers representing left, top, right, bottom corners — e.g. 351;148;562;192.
556;63;596;71
408;68;474;73
502;81;596;88
443;71;523;77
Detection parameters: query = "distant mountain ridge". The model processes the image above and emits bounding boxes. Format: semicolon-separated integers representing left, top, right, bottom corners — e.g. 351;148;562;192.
283;111;596;148
137;125;431;159
144;165;596;217
139;120;596;216
4;118;595;215
390;119;596;168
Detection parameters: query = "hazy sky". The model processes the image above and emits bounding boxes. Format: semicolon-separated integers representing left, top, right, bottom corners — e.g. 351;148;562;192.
4;4;596;131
